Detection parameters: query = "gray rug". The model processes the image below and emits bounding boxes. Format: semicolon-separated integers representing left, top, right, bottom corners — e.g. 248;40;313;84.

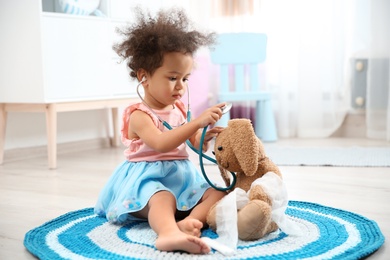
264;146;390;167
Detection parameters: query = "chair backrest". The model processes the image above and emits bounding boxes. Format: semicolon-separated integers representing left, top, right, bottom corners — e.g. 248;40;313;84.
210;33;267;94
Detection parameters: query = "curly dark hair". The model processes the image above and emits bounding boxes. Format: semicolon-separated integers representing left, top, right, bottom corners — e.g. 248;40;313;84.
113;7;216;80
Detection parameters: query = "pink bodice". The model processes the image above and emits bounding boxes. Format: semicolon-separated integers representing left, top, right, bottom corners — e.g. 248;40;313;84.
121;101;189;162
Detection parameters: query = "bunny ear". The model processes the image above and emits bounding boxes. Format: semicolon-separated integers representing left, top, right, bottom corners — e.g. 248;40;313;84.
228;119;259;176
218;165;233;190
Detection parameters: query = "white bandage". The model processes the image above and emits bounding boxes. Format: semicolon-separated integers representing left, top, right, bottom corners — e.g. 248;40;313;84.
203;172;301;254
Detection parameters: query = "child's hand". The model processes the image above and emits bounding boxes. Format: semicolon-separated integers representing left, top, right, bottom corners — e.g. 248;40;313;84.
200;127;225;151
195;103;226;128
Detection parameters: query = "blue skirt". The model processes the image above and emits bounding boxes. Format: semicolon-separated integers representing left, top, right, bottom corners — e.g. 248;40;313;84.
94;160;211;224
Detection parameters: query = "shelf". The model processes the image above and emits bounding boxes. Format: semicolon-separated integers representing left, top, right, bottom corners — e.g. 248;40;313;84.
41;11;109;21
0;97;139;169
41;0;109;18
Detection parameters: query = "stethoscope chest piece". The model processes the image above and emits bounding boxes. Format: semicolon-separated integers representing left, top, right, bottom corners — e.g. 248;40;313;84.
221;102;233;115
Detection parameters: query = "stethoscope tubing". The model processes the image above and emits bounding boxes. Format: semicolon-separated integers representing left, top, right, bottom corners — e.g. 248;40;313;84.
136;80;236;191
198;127;237;191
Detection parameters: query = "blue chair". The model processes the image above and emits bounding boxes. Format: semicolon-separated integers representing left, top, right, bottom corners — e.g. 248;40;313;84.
210;33;277;142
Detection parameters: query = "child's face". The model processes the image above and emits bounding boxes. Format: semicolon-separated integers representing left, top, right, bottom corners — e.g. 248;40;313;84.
144;52;193;109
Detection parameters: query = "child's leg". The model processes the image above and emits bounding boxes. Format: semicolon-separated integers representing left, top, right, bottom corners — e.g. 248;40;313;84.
146;191;210;254
178;188;226;228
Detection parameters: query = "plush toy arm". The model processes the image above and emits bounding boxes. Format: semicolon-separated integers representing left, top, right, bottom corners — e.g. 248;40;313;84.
218;165;233;190
248;185;272;205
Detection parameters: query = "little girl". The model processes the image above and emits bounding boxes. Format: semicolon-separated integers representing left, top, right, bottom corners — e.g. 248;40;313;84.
94;8;226;254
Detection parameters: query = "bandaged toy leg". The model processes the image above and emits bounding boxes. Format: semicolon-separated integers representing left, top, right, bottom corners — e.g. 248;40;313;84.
237;200;277;240
205;190;240;255
251;172;302;236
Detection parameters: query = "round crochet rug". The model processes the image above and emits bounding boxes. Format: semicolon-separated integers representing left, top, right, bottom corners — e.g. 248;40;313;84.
24;201;384;260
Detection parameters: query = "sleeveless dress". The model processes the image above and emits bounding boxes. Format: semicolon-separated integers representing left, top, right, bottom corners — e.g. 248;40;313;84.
94;101;212;224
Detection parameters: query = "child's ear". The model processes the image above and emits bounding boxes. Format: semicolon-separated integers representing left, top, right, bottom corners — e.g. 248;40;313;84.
137;69;148;83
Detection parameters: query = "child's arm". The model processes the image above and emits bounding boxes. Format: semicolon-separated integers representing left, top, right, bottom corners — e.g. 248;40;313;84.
130;103;225;153
190;127;224;152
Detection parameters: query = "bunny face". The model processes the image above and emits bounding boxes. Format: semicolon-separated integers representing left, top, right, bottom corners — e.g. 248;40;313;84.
214;129;242;172
213;119;260;177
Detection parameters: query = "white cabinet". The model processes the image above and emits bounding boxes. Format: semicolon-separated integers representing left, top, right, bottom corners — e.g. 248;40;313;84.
0;0;136;103
0;1;141;169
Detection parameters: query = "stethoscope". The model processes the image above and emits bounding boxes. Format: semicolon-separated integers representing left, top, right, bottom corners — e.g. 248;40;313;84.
136;79;236;191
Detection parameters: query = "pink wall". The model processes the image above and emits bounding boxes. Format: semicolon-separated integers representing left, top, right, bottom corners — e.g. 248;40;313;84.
182;53;212;118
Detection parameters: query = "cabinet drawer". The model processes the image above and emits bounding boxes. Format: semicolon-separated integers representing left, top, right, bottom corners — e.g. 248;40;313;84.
41;16;111;101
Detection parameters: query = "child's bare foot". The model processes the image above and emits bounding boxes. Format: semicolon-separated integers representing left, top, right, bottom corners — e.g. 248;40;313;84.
155;231;210;254
177;218;203;237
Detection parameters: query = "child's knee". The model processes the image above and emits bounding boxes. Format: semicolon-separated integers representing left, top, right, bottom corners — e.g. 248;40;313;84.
149;190;176;205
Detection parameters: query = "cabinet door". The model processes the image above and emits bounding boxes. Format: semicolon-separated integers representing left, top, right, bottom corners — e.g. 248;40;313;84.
41;16;111;101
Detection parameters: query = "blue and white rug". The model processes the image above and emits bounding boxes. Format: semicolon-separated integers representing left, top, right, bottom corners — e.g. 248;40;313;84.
24;201;384;260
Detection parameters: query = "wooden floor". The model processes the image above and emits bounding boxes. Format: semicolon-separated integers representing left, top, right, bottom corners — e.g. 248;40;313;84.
0;138;389;259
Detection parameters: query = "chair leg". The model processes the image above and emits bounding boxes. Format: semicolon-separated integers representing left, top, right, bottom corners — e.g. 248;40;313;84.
256;100;277;142
0;104;7;165
111;107;120;147
45;104;57;169
215;110;230;128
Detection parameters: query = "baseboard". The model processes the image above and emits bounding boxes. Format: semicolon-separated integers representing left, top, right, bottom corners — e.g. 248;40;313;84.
3;138;112;163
